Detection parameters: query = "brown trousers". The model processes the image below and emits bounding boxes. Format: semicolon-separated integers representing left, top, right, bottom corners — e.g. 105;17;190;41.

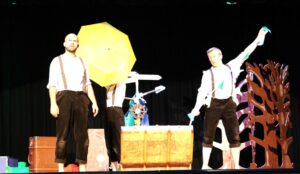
55;90;90;164
104;107;124;162
203;97;240;148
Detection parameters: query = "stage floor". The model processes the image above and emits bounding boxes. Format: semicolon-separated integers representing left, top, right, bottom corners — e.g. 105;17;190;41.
33;169;300;174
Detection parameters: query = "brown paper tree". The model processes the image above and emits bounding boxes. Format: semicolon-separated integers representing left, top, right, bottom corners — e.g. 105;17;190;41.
214;60;293;169
245;60;293;168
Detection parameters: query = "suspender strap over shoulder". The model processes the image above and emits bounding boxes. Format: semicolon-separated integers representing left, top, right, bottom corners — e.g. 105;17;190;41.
58;56;87;92
58;56;67;90
108;84;117;106
210;64;234;98
79;58;87;93
210;68;215;98
225;64;234;96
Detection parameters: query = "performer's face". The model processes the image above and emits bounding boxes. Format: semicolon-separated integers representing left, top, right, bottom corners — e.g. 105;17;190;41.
64;34;79;53
208;50;223;68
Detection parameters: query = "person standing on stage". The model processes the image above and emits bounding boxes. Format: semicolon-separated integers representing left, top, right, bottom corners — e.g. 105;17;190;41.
104;82;126;171
188;26;270;169
47;33;99;172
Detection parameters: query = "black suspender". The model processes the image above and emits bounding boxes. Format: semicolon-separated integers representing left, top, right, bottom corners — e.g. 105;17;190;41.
58;56;67;90
79;58;87;93
210;64;234;98
58;55;87;92
225;64;234;96
108;84;117;106
210;68;215;98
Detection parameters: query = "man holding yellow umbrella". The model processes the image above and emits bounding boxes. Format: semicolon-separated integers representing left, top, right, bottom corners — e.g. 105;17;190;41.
77;22;136;171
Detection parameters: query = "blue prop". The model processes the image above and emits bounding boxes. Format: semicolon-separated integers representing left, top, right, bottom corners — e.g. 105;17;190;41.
124;96;149;126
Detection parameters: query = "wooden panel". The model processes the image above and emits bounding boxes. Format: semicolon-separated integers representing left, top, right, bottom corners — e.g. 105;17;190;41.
144;126;169;167
86;129;109;171
120;126;145;168
120;126;193;171
168;126;193;167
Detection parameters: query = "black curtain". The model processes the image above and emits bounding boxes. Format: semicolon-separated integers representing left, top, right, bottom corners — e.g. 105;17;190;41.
1;0;299;168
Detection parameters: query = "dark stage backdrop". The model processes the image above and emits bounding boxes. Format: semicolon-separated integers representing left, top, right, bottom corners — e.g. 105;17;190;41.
1;0;299;169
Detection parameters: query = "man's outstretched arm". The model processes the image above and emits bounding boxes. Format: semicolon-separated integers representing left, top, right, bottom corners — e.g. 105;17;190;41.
242;26;271;61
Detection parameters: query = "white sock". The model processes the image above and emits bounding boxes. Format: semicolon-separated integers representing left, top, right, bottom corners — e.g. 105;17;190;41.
79;164;86;172
58;163;64;172
230;147;240;169
202;147;212;169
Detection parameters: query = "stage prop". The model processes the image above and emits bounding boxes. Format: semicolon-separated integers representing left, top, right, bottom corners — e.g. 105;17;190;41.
86;129;109;171
0;156;18;173
76;22;136;87
124;71;165;126
5;161;29;173
28;136;57;172
245;60;292;168
27;129;109;172
193;60;292;169
120;125;193;171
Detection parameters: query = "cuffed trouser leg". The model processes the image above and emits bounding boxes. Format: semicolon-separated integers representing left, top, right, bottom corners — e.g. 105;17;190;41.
222;99;240;148
55;92;71;163
55;91;90;164
104;107;124;162
202;98;240;148
202;107;220;147
73;93;90;164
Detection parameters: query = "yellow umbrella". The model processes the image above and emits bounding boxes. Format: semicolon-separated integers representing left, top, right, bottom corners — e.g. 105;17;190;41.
76;22;136;87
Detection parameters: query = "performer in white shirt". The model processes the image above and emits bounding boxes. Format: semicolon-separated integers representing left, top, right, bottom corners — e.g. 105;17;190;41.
188;26;270;169
47;33;99;172
104;82;126;171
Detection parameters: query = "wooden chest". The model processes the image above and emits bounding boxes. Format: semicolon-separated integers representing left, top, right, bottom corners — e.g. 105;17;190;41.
86;129;109;171
120;125;193;170
28;136;58;172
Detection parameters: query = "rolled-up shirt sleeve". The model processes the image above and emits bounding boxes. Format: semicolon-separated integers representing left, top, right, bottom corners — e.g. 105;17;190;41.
46;58;59;89
193;70;211;111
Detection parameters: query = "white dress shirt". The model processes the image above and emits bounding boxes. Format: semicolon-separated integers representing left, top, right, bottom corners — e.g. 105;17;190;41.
106;83;126;107
196;51;248;108
47;55;91;92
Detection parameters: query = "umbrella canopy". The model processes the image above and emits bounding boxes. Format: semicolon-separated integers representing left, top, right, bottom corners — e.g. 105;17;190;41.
76;22;136;87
